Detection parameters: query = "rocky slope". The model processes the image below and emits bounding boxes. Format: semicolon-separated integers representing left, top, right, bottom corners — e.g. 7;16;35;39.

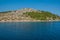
0;8;60;21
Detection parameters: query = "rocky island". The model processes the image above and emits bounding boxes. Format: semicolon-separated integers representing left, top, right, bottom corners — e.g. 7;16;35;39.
0;8;60;22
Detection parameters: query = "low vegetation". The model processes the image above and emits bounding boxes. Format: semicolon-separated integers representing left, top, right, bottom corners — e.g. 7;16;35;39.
23;11;60;20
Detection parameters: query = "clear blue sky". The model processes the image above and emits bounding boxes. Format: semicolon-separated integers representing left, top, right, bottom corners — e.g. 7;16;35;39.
0;0;60;15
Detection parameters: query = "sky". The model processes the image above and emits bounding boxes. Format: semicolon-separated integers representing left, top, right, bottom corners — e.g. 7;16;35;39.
0;0;60;15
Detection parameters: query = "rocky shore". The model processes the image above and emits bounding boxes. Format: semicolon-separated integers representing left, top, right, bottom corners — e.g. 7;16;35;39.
0;20;60;22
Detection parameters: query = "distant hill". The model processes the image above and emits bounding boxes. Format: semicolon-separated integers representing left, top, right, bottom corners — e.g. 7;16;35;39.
0;8;60;21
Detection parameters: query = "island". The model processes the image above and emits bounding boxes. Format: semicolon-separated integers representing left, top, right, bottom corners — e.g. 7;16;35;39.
0;8;60;22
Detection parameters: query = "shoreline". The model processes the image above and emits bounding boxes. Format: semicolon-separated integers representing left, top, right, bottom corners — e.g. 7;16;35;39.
0;20;60;22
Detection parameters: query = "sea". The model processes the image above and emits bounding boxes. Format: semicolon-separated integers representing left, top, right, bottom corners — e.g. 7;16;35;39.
0;22;60;40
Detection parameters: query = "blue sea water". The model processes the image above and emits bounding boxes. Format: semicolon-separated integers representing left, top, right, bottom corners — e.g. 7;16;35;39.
0;22;60;40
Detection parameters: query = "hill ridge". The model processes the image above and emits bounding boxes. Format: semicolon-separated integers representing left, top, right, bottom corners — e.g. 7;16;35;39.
0;8;60;22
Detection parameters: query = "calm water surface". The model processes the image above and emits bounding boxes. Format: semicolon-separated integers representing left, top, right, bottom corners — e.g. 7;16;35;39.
0;22;60;40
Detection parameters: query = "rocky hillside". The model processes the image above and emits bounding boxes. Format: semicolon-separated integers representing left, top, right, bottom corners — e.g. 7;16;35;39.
0;8;60;21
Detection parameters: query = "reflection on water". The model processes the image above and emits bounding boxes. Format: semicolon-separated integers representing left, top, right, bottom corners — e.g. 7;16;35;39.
0;22;60;40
